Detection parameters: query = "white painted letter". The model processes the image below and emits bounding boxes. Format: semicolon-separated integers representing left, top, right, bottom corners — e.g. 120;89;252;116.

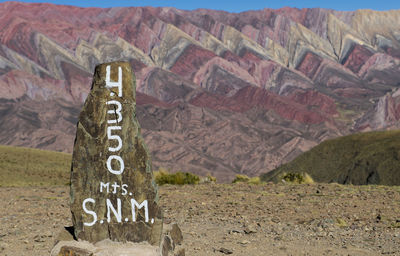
107;155;125;175
83;198;97;226
106;100;122;124
111;182;120;194
107;198;122;223
107;126;122;152
105;65;122;97
131;199;149;222
100;182;110;193
121;184;128;196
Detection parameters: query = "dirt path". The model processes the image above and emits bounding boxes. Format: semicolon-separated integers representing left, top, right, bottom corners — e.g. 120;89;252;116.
1;183;400;255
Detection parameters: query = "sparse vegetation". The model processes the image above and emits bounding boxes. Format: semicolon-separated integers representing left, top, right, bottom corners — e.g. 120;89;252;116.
154;168;200;185
232;174;263;185
336;217;348;228
232;174;250;183
281;172;314;184
0;145;71;187
200;173;217;184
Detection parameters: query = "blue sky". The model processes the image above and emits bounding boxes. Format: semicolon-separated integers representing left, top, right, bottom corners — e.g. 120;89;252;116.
1;0;400;12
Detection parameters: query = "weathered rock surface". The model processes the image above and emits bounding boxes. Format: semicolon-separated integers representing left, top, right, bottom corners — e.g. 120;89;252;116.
170;224;183;245
70;62;163;244
57;245;93;256
51;240;160;256
160;223;185;256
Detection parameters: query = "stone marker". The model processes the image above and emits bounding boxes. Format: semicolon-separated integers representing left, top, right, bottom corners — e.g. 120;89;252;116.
70;61;163;245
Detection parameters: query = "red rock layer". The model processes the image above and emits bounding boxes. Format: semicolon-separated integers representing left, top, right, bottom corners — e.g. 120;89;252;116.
343;44;374;74
190;86;331;124
170;44;216;80
296;52;323;79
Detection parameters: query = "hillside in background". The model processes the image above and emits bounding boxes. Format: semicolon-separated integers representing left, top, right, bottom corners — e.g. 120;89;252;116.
0;145;71;186
0;2;400;181
261;130;400;185
2;130;399;187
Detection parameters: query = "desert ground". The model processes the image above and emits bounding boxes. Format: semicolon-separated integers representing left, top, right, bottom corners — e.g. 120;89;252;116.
1;183;400;256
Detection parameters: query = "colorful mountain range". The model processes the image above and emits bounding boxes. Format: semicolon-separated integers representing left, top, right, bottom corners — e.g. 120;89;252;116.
0;2;399;181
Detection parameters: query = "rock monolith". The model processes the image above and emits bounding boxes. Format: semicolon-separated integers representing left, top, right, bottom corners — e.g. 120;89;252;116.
70;61;163;245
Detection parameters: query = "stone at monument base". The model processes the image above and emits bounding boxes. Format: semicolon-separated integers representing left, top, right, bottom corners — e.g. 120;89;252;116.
51;240;160;256
51;223;185;256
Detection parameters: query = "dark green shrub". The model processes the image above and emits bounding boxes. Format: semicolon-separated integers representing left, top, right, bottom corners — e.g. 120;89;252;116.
281;172;314;184
232;174;250;183
154;169;200;185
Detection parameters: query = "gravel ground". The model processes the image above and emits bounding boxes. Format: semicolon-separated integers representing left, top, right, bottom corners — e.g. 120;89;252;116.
1;183;400;255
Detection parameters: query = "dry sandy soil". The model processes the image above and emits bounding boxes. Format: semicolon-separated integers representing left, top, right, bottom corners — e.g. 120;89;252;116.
1;183;400;256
